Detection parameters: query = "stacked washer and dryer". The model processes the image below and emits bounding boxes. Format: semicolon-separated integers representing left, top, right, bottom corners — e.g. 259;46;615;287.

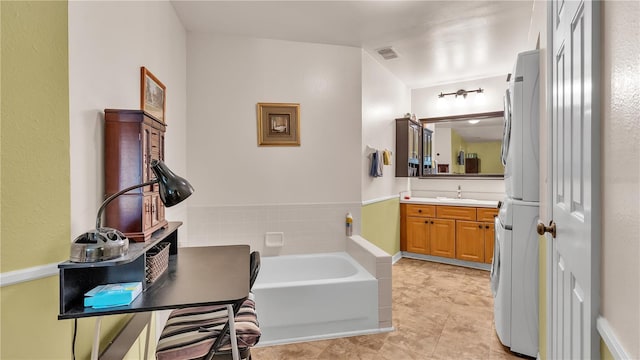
491;49;540;358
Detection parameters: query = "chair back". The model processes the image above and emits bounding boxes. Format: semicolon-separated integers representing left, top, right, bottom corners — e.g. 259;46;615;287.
249;251;261;290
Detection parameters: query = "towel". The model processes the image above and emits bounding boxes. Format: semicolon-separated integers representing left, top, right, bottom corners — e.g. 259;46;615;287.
369;151;383;177
382;150;391;165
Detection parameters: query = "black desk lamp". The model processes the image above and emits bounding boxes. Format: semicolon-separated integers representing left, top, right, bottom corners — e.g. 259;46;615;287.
70;160;194;262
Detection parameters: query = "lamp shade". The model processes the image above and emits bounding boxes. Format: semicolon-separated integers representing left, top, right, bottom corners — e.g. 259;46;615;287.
150;160;194;207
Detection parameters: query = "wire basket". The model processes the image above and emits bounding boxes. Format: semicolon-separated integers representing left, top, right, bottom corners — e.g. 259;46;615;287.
145;242;171;284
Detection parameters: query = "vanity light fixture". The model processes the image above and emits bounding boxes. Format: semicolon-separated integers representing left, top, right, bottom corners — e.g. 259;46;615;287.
468;119;481;124
438;88;484;99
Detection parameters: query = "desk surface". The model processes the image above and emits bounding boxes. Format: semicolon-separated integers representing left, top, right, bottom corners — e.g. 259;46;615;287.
59;245;250;319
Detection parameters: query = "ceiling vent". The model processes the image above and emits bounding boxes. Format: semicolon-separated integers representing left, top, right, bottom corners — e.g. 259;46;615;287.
376;47;399;60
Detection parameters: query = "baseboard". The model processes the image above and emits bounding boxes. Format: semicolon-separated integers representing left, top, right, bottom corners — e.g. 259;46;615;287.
401;252;491;271
255;326;394;347
597;316;631;360
391;252;402;264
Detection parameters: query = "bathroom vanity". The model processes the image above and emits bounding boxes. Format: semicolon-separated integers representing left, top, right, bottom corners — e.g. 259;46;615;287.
400;197;499;267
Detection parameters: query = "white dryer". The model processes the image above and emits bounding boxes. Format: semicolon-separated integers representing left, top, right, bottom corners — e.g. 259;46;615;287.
503;49;540;202
491;197;539;357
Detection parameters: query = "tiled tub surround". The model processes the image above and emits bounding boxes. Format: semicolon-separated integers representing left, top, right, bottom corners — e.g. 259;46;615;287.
186;203;361;254
348;235;393;330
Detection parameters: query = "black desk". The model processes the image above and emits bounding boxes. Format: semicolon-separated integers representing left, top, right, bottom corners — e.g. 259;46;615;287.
58;223;250;359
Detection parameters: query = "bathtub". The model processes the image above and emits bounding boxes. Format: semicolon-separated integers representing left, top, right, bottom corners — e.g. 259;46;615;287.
252;252;379;345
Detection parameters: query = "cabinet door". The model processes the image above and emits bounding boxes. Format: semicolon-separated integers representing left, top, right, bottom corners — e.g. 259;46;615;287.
143;195;153;231
150;193;161;227
406;217;430;254
456;221;484;262
430;219;455;258
142;124;152;191
484;223;495;264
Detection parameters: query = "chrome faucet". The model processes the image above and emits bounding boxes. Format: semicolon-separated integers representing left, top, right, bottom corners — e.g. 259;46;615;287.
457;185;462;199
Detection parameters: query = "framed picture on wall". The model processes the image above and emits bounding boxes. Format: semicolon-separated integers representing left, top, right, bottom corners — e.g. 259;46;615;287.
140;67;166;123
257;103;300;146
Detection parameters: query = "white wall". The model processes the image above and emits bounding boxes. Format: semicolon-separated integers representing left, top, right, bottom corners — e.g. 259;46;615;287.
361;51;411;202
186;33;362;254
68;1;188;238
412;75;507;118
601;1;640;357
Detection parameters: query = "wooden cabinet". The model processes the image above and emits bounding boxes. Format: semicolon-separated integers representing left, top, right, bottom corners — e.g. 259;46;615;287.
402;203;498;265
484;223;495;264
402;204;455;259
395;118;422;177
456;221;486;262
465;158;480;173
104;109;167;242
430;219;455;258
406;217;430;254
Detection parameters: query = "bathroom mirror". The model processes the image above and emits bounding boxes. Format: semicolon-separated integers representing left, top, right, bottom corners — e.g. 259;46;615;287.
420;111;505;178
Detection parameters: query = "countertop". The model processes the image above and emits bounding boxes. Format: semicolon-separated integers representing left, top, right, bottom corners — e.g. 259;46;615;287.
400;197;499;208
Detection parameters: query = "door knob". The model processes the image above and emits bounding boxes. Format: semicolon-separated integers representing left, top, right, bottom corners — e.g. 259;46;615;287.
536;221;557;238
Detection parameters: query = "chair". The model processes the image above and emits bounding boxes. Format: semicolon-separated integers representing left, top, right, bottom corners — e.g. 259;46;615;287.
156;251;261;360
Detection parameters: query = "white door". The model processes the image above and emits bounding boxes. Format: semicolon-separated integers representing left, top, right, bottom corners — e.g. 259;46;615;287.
548;0;600;358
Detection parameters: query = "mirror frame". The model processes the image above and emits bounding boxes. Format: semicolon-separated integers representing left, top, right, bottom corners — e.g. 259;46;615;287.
419;110;505;179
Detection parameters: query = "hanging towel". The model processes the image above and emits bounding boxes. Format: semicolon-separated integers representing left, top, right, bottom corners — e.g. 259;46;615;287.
377;151;384;176
382;150;392;165
369;151;383;177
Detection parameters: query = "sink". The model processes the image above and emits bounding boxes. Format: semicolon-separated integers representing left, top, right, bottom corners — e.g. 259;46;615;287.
436;197;478;202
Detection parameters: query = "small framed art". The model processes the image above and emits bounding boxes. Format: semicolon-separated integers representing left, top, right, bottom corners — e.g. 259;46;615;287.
256;102;300;146
141;67;166;123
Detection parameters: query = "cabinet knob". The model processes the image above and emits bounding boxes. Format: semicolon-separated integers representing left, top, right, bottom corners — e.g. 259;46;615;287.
425;221;428;224
478;224;483;229
418;209;422;213
431;221;434;224
485;225;490;229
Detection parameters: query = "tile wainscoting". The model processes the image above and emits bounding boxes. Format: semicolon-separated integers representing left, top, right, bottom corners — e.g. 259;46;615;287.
186;203;361;255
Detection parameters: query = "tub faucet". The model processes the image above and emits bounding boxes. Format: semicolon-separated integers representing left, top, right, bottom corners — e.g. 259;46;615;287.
457;185;462;199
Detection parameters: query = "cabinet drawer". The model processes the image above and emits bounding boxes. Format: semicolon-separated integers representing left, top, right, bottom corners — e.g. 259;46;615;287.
477;208;499;222
406;204;436;218
436;206;477;221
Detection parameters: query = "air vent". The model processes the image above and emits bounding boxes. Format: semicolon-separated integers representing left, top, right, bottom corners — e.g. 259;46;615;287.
377;47;399;60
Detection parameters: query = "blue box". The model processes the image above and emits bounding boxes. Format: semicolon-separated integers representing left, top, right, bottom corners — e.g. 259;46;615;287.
84;282;142;308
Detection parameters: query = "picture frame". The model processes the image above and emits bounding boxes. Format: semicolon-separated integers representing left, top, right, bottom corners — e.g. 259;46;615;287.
257;103;300;146
140;67;166;123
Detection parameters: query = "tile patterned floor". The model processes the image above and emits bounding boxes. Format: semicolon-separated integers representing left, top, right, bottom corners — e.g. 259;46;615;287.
251;258;529;360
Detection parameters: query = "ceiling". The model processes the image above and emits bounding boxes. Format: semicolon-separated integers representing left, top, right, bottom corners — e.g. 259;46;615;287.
171;1;534;89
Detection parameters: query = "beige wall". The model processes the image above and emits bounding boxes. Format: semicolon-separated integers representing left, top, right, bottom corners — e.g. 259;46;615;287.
601;1;640;357
361;198;401;256
1;2;163;358
1;2;72;357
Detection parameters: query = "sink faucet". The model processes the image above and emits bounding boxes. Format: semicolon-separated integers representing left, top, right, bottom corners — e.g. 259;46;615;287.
457;185;462;199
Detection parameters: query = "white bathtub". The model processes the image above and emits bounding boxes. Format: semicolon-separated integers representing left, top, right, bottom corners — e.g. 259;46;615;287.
252;252;379;345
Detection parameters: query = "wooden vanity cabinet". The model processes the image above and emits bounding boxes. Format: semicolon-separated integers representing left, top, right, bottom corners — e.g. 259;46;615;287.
429;219;455;258
477;208;498;264
484;223;495;264
456;221;486;262
402;203;498;265
402;204;455;258
455;207;498;263
104;109;167;242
